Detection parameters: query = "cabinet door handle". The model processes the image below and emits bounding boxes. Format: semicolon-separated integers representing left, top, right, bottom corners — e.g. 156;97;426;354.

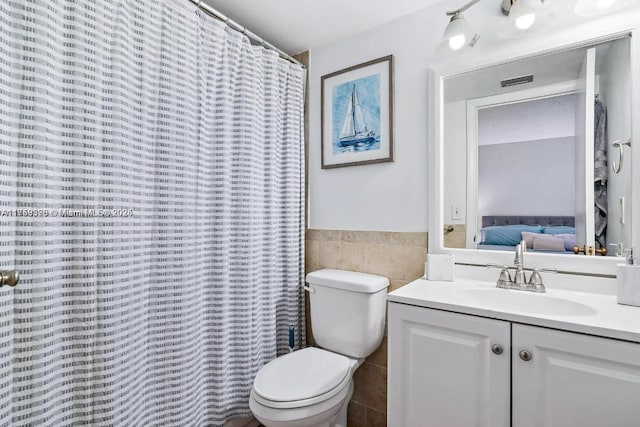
519;350;533;362
491;344;504;355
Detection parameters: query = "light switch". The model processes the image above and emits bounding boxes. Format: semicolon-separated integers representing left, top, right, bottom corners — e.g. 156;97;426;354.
452;205;462;221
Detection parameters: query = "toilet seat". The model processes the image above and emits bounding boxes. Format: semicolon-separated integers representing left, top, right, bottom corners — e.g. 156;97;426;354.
252;347;353;410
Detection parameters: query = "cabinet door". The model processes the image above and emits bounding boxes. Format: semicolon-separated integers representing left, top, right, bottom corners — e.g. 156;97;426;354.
513;324;640;427
388;303;510;427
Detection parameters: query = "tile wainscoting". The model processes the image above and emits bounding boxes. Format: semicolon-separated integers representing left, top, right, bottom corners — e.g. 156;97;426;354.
444;224;466;249
305;229;428;427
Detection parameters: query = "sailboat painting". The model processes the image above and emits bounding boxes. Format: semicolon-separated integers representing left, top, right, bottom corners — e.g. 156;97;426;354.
332;75;381;154
321;55;394;168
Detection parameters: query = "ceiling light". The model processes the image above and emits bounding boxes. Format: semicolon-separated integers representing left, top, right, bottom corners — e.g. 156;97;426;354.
574;0;635;16
499;0;554;37
442;13;480;51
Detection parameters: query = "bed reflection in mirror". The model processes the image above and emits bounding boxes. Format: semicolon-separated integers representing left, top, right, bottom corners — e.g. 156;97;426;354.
443;36;632;256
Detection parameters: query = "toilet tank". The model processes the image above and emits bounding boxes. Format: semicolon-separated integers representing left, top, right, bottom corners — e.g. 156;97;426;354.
306;269;389;359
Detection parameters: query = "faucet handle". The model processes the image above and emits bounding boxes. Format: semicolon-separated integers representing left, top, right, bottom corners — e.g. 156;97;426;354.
528;268;546;293
497;266;512;289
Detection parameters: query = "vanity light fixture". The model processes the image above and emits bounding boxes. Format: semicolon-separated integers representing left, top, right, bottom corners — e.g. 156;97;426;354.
442;12;480;51
498;0;555;37
574;0;636;16
441;0;554;52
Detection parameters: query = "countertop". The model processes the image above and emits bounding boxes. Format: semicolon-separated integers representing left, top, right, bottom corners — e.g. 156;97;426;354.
388;277;640;343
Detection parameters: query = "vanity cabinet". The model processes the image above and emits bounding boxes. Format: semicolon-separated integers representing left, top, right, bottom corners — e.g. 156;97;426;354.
513;324;640;427
388;302;640;427
387;302;511;427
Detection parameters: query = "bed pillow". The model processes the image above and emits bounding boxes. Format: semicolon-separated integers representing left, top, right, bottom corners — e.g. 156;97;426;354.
521;231;538;249
481;225;543;246
552;233;577;251
532;234;566;252
542;226;575;235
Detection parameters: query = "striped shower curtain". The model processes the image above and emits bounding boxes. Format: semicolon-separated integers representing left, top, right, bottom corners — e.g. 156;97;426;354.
0;0;305;425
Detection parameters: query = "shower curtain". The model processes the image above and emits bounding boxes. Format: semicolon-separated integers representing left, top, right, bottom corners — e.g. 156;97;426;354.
0;0;305;425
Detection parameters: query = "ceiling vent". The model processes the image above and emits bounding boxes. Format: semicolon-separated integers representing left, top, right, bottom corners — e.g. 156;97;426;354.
501;75;534;88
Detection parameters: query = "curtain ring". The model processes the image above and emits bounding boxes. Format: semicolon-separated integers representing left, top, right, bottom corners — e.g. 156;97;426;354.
612;139;632;174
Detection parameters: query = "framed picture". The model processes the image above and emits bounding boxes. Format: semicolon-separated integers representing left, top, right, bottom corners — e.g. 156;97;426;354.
321;55;394;169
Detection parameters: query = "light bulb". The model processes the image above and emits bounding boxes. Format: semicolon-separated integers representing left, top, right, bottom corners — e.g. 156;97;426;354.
449;34;466;50
515;12;536;30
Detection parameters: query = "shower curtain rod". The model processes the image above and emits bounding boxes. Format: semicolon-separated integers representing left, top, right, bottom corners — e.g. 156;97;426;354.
189;0;305;68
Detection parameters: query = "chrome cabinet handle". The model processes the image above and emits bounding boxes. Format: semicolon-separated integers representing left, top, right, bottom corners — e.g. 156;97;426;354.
491;344;504;355
519;350;532;362
0;270;19;288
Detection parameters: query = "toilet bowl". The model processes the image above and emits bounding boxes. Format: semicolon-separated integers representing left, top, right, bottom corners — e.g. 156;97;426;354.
250;269;389;427
249;347;360;427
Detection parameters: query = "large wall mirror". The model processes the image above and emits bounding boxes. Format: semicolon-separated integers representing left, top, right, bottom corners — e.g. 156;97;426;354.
442;36;632;264
429;24;640;276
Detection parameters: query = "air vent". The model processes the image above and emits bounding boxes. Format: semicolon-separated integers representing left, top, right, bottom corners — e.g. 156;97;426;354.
501;75;534;88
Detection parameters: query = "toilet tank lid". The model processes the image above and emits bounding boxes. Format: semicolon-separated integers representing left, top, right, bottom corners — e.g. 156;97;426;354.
306;269;389;293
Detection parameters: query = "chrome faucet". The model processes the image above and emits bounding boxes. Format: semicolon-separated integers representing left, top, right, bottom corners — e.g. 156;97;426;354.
513;240;527;286
492;240;546;293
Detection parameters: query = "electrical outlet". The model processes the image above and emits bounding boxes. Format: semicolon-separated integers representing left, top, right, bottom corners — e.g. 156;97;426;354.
452;205;462;221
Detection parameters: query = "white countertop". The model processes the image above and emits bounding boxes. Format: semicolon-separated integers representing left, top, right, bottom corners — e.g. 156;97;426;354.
388;277;640;343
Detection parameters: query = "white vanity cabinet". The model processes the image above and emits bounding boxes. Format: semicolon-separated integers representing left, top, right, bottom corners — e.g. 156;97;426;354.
387;302;511;427
388;302;640;427
513;324;640;427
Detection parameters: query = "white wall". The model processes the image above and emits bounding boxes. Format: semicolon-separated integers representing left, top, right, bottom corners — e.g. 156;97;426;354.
307;2;640;232
443;101;467;224
308;3;451;232
478;138;576;218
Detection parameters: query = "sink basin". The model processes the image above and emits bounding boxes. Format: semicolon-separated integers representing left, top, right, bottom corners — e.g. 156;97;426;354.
452;288;598;317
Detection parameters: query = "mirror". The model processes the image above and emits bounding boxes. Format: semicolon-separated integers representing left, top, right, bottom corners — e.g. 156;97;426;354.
442;36;632;258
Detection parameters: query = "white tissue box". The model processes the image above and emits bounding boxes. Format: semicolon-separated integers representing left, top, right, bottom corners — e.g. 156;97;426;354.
426;254;455;281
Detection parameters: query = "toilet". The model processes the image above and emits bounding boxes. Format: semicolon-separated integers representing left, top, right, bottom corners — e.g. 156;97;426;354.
249;269;389;427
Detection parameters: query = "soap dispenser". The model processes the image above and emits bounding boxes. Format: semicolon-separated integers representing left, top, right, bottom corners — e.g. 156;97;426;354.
617;248;640;307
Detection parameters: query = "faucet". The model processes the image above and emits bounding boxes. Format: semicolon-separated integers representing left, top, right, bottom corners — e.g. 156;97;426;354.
513;240;527;286
493;240;546;293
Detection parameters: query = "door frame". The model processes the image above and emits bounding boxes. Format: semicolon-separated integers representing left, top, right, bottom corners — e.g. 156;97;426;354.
464;80;579;247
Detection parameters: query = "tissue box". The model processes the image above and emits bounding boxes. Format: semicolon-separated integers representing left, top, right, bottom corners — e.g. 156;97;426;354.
426;254;455;281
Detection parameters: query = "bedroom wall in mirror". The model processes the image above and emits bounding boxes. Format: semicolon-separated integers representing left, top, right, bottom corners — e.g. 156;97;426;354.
443;36;632;257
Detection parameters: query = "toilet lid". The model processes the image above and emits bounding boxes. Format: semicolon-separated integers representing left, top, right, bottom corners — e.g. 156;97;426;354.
253;347;351;402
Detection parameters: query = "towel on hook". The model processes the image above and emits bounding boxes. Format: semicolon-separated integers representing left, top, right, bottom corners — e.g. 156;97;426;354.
594;98;608;249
